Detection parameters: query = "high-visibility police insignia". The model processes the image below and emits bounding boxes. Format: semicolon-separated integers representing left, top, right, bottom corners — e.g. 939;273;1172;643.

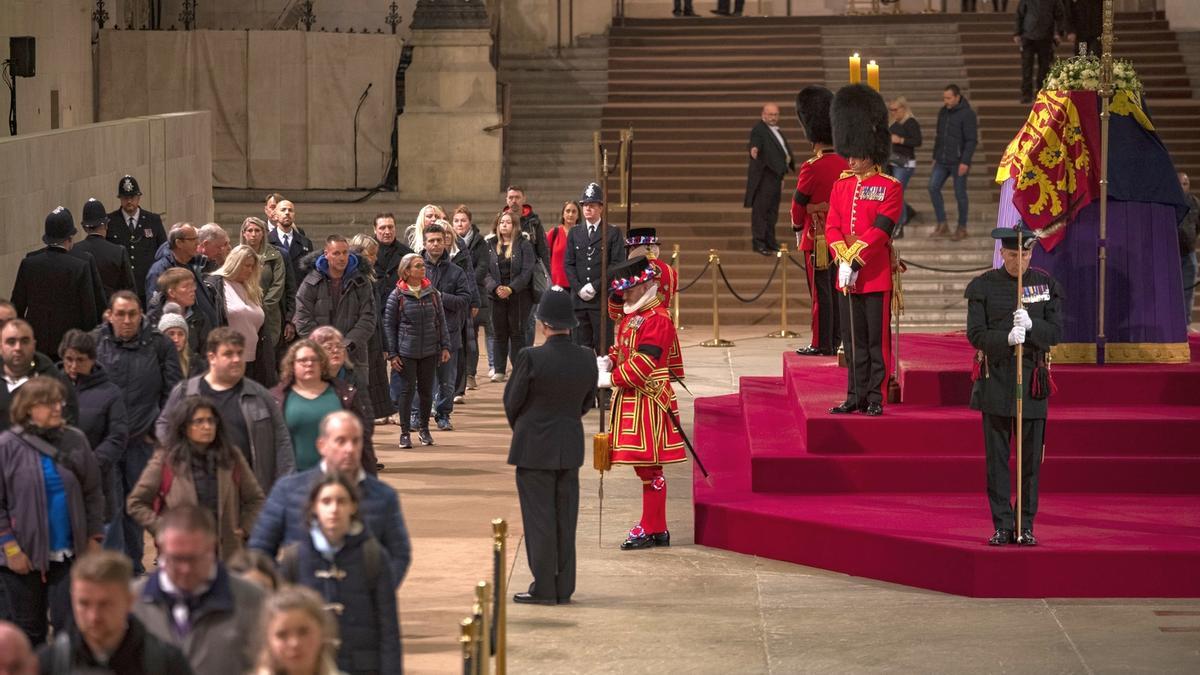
52;206;65;214
122;178;134;193
1023;284;1050;303
861;185;886;202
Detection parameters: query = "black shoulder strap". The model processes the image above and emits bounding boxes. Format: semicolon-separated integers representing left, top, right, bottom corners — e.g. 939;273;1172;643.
15;429;59;462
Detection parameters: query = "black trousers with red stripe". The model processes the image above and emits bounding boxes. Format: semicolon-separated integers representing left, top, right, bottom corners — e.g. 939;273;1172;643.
838;290;889;407
805;255;840;353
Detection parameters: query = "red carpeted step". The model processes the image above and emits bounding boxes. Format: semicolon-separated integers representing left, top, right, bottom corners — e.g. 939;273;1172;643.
693;492;1200;598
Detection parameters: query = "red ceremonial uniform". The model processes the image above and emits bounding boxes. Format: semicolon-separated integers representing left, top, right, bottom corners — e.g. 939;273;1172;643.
607;296;686;467
790;150;850;252
790;149;849;351
650;256;678;309
826;169;902;294
826;168;903;401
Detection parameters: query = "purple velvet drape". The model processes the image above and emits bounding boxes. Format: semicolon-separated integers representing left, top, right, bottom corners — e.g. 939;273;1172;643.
1031;199;1187;346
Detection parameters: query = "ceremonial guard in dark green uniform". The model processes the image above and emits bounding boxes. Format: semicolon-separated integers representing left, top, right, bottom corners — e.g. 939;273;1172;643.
965;224;1063;547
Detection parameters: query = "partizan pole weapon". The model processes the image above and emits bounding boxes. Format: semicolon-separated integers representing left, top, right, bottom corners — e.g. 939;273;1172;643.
1015;227;1025;543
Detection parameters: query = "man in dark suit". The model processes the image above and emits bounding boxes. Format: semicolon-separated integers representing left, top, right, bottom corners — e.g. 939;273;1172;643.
11;207;101;353
503;290;598;605
744;103;795;254
564;182;626;356
711;0;745;15
74;198;136;303
106;175;167;306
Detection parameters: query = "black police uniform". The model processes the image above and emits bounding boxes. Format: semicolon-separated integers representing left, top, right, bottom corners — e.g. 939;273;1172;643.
106;176;166;306
563;184;626;355
965;249;1063;543
74;233;136;301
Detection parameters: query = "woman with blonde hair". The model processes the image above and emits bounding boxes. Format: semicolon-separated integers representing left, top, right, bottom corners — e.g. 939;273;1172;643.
206;244;270;383
887;96;923;238
241;216;289;360
405;203;445;253
484;210;535;381
349;234;395;424
253;585;342;675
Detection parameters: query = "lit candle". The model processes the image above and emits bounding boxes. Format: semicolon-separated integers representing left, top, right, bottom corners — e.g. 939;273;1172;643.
849;53;862;84
867;60;880;90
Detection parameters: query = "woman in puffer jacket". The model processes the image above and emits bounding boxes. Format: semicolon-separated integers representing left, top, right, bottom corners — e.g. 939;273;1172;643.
383;253;450;449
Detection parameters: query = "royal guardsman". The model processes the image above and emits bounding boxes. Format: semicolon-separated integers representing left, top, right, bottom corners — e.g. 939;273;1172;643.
966;224;1063;547
624;228;678;309
596;256;686;550
790;85;849;357
826;84;903;416
106;174;167;306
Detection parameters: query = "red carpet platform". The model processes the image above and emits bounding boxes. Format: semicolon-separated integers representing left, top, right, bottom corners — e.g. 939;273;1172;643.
692;334;1200;597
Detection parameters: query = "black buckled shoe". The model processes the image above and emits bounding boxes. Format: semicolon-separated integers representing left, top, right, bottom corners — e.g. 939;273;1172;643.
988;529;1014;546
418;429;434;446
829;400;860;414
620;532;655;551
795;345;824;356
398;433;412;449
1017;530;1037;546
863;402;884;416
651;531;671;547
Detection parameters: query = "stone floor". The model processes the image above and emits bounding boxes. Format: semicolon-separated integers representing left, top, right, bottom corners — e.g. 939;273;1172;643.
375;326;1200;675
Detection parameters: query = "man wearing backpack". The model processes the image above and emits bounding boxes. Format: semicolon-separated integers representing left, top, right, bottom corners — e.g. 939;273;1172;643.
131;506;265;674
248;411;412;588
38;551;193;675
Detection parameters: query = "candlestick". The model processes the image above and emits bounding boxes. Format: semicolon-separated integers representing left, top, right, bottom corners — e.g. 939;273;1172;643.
867;60;880;90
849;53;862;84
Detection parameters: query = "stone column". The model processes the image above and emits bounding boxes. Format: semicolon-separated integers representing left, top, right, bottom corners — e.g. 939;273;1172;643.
397;0;502;203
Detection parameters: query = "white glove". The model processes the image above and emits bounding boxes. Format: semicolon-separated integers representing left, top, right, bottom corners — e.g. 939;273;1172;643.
596;356;612;373
1007;325;1027;346
838;262;853;288
551;285;564;292
597;371;613;389
849;270;859;288
578;282;596;301
1013;308;1032;330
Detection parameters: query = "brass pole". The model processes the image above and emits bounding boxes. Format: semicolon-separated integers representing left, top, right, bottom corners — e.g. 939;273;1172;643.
617;129;629;210
1015;227;1025;543
592;131;602;183
671;244;682;330
699;250;734;347
491;519;507;675
767;244;798;338
460;617;477;675
1096;0;1114;364
475;581;492;675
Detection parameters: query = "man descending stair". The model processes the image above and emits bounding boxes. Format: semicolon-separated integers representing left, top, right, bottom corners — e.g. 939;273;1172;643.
791;85;848;357
826;84;902;417
596;257;687;551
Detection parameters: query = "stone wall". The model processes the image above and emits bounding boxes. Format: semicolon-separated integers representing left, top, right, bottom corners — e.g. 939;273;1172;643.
0;112;213;297
0;0;94;138
97;29;401;190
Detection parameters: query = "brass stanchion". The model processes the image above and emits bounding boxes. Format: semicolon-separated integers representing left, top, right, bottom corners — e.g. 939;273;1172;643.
474;581;492;675
766;244;798;338
491;519;507;675
592;131;602;183
671;244;682;330
460;617;478;675
699;249;734;347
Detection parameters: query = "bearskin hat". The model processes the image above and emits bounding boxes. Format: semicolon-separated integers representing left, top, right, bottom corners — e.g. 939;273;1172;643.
795;85;834;146
831;84;891;167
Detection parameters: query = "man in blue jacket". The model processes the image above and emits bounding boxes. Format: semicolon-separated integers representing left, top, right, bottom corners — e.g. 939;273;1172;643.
928;84;979;241
248;411;412;588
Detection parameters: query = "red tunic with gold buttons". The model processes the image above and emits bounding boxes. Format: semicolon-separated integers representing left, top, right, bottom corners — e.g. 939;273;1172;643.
825;169;903;294
790;150;849;253
651;256;678;309
606;297;686;466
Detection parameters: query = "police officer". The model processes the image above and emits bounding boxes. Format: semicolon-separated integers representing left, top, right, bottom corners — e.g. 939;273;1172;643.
503;290;597;604
74;198;137;302
11;206;103;350
966;224;1063;547
106;175;167;306
564;182;626;355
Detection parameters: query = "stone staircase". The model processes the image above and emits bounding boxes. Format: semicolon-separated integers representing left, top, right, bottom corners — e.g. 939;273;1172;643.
498;36;609;214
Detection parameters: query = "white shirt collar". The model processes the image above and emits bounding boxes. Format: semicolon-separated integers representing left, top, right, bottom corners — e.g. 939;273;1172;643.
123;208;140;224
